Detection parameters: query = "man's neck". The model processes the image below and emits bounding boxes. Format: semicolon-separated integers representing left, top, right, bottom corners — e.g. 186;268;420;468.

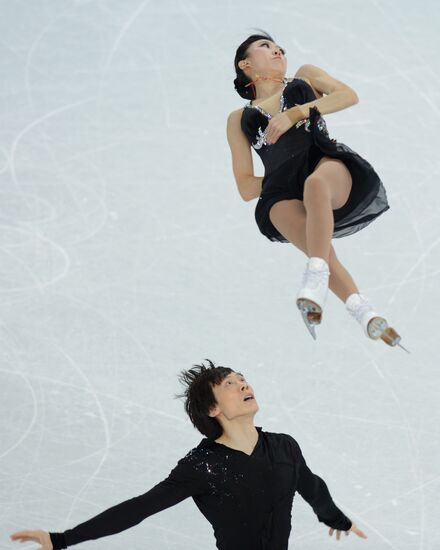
215;420;259;455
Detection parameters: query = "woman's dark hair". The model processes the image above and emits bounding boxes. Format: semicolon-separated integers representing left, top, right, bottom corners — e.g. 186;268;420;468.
234;30;276;99
178;359;234;440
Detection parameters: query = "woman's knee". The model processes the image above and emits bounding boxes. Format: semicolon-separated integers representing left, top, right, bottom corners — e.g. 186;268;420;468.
303;174;331;209
308;159;352;209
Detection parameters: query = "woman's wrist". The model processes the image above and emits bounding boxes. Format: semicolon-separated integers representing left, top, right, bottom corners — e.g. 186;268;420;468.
285;105;307;124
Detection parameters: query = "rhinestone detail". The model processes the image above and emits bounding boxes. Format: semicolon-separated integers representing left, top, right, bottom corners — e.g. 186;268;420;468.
245;79;289;120
252;127;267;150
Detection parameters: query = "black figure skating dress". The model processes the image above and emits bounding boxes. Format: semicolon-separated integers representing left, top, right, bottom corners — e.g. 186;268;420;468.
240;78;389;242
49;429;351;550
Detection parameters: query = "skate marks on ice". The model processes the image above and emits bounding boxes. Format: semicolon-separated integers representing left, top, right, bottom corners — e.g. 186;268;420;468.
1;1;440;550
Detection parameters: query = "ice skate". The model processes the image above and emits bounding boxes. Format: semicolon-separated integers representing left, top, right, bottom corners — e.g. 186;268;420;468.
345;293;409;352
296;257;330;340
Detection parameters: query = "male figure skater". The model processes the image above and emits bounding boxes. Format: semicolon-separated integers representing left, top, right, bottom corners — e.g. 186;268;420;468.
11;360;366;549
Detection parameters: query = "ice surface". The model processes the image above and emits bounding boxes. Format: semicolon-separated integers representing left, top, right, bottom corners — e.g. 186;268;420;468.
1;1;439;548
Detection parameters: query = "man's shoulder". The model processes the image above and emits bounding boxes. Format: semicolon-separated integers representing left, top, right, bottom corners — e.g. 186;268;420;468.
261;427;295;441
178;438;219;463
168;439;221;480
261;429;302;455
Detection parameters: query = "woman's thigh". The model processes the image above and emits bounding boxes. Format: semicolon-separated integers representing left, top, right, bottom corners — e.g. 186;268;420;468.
308;157;352;210
269;199;307;248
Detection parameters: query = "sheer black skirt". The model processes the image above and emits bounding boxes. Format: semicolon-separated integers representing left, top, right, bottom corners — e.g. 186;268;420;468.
255;107;389;242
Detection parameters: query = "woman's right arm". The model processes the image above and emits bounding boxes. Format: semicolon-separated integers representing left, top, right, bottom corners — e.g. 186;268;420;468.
226;109;263;201
11;456;204;549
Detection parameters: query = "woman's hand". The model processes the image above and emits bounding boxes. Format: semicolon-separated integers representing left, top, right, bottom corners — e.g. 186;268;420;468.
10;529;53;549
329;521;367;541
264;112;294;145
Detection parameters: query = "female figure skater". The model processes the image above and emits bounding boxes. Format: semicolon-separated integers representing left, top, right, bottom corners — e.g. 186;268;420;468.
11;360;367;550
228;32;406;350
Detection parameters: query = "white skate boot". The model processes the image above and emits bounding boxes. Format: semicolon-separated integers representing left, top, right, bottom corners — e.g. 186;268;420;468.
345;293;409;352
296;257;330;340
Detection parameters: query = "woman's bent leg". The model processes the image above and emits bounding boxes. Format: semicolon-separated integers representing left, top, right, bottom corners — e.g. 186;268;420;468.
269;199;359;302
302;157;352;262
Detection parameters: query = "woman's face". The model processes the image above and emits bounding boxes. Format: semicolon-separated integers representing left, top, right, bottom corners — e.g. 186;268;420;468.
240;39;287;77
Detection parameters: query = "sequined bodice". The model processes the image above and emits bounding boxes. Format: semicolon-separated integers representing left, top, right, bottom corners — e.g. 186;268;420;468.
241;78;327;174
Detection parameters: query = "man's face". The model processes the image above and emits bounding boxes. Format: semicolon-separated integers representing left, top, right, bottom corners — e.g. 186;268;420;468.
209;371;259;421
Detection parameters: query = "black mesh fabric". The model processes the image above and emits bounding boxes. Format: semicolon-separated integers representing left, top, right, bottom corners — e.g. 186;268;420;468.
240;78;389;242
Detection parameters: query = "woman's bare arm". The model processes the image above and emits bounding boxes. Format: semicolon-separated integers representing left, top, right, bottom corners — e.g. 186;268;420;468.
292;64;359;119
226;109;263;201
264;64;359;144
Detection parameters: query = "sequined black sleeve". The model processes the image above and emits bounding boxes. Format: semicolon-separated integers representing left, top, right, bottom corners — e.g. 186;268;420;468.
49;454;205;548
292;439;352;531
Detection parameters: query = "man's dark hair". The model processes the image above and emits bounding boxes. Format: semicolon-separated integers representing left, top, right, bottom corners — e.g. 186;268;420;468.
178;359;234;440
234;30;276;99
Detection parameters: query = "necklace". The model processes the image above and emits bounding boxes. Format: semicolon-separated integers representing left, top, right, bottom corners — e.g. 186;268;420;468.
245;74;286;88
244;74;287;100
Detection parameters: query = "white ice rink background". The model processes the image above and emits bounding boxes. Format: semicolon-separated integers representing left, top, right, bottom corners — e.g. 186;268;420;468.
1;1;439;549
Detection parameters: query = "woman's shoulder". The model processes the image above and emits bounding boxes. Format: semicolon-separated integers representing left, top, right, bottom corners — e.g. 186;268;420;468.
227;107;249;140
282;74;321;101
228;107;246;123
292;65;327;98
290;75;310;85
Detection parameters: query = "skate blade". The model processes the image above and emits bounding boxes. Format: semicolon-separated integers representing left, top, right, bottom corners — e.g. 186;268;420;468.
298;310;316;339
397;342;410;354
381;328;410;353
368;319;409;352
296;299;322;340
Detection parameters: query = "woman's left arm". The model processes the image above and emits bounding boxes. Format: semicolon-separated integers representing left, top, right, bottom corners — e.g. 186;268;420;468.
264;64;358;145
292;63;359;118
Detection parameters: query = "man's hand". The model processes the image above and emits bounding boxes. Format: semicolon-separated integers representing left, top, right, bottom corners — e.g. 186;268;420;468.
10;529;53;549
329;521;367;541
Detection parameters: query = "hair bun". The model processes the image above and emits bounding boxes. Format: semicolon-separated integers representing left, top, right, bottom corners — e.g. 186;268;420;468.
234;32;275;100
234;75;253;100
